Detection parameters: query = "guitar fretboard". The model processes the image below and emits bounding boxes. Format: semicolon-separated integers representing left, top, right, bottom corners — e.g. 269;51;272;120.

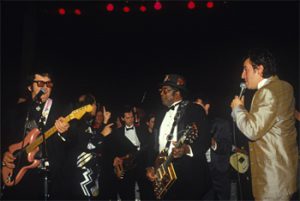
25;115;72;153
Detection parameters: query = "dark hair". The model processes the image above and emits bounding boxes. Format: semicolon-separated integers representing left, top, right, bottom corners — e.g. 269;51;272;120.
244;48;277;78
26;72;54;87
120;105;133;118
145;113;155;122
78;93;96;107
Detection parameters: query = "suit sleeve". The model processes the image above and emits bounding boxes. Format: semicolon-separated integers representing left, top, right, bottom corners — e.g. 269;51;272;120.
232;88;277;141
188;104;211;157
212;119;232;155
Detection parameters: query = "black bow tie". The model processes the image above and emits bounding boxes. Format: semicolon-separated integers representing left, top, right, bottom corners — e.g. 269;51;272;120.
167;102;181;111
168;105;175;111
126;127;134;131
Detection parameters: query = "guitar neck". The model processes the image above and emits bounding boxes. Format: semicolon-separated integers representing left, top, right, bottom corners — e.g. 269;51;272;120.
163;137;185;168
25;115;72;153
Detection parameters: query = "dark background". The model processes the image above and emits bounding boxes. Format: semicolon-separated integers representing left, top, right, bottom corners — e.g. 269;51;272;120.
2;1;299;116
1;1;299;200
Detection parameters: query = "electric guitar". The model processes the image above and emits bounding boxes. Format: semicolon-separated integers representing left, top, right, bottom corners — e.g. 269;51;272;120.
2;104;93;187
230;151;249;174
114;153;136;179
153;123;198;199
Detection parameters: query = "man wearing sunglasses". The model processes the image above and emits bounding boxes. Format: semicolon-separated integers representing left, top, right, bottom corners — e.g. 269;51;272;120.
1;71;70;200
146;74;212;200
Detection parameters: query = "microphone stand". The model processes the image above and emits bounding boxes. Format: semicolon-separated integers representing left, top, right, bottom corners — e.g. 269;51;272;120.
231;86;246;201
232;121;244;201
38;116;50;201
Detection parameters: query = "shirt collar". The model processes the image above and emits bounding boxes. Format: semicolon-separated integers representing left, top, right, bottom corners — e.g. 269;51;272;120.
257;78;270;89
171;100;182;107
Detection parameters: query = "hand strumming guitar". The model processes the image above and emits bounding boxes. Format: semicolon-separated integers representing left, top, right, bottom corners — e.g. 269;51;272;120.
146;167;156;182
2;152;16;169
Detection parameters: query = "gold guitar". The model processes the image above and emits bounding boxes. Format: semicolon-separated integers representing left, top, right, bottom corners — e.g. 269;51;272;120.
153;124;198;199
230;151;249;174
2;104;93;187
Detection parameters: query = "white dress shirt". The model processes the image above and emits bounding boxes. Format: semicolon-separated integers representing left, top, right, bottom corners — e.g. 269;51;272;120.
159;101;181;154
125;126;141;150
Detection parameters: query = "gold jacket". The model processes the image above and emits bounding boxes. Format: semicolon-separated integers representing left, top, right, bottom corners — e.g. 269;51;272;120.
232;76;298;199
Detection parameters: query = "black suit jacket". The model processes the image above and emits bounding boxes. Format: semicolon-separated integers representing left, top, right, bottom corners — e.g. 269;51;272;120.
112;126;150;175
2;99;71;200
149;101;212;199
209;117;232;172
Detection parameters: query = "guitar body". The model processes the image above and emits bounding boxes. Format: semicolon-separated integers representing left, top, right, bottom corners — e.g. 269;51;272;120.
114;153;136;179
153;152;177;199
2;104;93;187
151;124;198;199
230;152;249;174
2;128;41;186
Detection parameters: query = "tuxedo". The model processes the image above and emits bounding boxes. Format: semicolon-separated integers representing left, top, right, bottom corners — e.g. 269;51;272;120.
113;125;154;200
150;101;212;200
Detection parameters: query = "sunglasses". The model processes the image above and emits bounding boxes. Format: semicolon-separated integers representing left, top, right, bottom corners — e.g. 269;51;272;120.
33;80;53;88
159;87;175;94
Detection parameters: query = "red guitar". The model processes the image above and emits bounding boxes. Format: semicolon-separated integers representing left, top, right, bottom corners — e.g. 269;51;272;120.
2;104;93;187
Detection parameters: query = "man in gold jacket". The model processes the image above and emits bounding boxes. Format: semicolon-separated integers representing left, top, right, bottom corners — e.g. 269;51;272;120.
231;48;298;201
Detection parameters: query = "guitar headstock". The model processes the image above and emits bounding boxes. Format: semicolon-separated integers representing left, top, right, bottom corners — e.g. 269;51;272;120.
184;122;198;144
69;104;93;120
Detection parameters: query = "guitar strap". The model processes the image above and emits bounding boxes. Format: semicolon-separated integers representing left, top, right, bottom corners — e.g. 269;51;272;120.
164;100;189;153
40;98;53;126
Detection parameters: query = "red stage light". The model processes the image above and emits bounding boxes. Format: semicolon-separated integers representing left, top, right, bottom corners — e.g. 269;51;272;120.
123;6;130;13
154;1;162;10
74;9;81;15
187;1;196;10
58;8;66;15
140;5;147;12
206;1;214;9
106;3;114;12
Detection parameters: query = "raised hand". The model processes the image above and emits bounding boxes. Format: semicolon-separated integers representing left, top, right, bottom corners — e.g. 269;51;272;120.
103;106;111;124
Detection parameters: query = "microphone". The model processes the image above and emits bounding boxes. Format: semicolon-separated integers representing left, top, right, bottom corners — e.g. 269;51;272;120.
239;82;246;98
33;88;46;102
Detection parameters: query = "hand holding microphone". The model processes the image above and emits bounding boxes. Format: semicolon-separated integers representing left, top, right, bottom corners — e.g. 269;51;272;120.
239;82;246;98
231;82;246;109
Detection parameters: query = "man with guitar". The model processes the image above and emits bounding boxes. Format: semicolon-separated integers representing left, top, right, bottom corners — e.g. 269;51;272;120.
146;74;212;200
112;106;154;200
1;71;71;200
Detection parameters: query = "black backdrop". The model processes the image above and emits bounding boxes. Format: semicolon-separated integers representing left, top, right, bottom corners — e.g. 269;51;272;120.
2;1;299;116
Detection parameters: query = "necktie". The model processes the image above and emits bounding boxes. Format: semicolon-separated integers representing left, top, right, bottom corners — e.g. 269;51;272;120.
126;127;134;131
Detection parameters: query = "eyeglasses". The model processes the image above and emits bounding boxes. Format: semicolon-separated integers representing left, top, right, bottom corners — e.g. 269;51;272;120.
159;87;174;94
33;80;53;88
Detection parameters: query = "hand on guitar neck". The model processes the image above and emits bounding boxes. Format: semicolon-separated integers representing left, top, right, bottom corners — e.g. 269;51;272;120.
54;117;70;133
171;143;191;158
